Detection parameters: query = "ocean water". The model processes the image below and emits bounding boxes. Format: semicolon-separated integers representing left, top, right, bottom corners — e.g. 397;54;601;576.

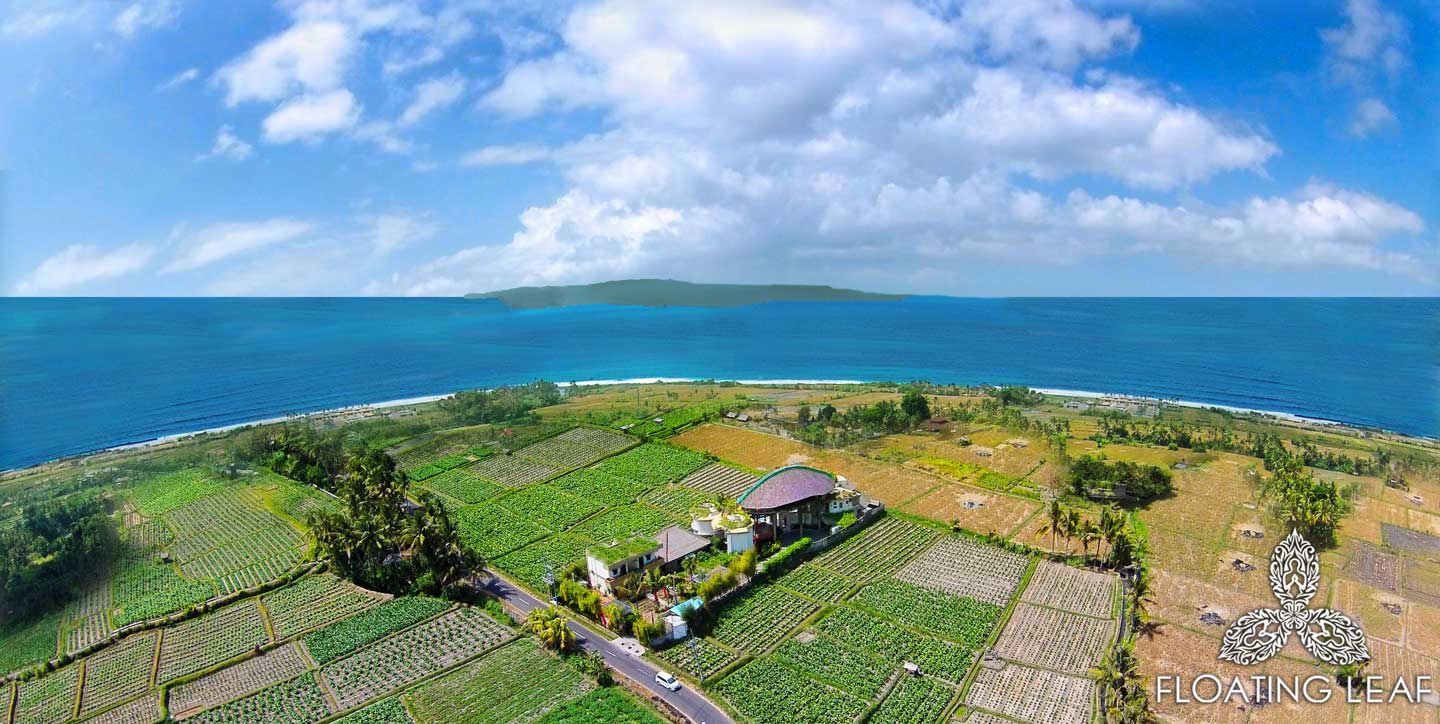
0;297;1435;469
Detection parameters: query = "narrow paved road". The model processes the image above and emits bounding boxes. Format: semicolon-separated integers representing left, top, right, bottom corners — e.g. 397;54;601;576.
483;573;735;724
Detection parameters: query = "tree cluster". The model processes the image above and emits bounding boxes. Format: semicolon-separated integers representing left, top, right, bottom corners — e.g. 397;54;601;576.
1092;418;1388;477
308;449;479;595
438;381;564;426
1068;454;1173;500
1260;446;1349;548
1035;501;1141;569
0;493;120;620
237;424;351;490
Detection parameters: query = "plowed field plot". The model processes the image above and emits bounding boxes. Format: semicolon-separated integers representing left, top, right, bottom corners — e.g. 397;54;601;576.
515;436;613;469
655;637;739;680
966;664;1094;724
78;630;159;716
180;526;305;586
167;491;295;562
812;516;939;581
710;585;818;652
556;469;651;507
454;503;549;559
1345;541;1401;591
900;484;1040;537
773;632;892;698
1020;561;1116;618
671;424;807;470
850;579;1002;646
67;612;112;654
569;504;676;542
157;599;270;683
64;575;114;652
814;606;972;682
16;664;80;724
1403;558;1440;606
418;468;502;504
169;643;310;717
775;564;853;602
994;604;1114;674
556;426;634;455
643;486;715;516
82;694;163;724
680;464;758;498
263;574;383;640
404;639;592;724
321;606;514;710
714;657;868;724
495;485;605;532
187;673;333;724
1384;523;1440;558
893;535;1028;605
958;712;1015;724
871;675;954;724
467;455;561;488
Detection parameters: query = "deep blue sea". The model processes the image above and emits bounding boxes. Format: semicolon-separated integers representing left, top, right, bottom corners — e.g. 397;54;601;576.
1;297;1436;470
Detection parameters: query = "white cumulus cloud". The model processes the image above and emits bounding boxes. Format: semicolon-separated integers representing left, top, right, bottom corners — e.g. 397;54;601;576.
196;125;254;161
398;72;465;127
13;244;156;295
262;89;361;143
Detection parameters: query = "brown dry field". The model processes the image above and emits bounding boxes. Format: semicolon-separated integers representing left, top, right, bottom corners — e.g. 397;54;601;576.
1211;548;1274;600
1150;569;1268;632
1408;601;1440;656
671;423;807;470
1348;497;1410;546
1330;577;1406;644
1250;654;1353;724
1148;526;1219;582
900;484;1040;537
1136;626;1251;724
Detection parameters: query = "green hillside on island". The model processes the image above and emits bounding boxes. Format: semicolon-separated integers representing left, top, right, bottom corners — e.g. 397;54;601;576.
466;279;906;309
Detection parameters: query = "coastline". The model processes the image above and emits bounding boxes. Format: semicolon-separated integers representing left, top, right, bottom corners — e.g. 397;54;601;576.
52;377;1368;473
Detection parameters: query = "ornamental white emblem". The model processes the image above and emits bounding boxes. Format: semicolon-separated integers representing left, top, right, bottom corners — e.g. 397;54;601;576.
1218;528;1370;666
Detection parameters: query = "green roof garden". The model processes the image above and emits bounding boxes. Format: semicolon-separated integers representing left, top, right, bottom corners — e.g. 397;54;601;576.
589;536;661;565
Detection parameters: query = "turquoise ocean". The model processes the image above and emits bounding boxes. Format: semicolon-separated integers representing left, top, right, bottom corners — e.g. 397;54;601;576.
1;297;1435;469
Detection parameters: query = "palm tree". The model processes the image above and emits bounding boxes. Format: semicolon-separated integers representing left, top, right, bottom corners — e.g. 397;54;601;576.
1129;567;1155;629
1036;499;1065;552
1097;506;1124;566
1063;508;1083;554
527;607;576;651
1080;521;1100;561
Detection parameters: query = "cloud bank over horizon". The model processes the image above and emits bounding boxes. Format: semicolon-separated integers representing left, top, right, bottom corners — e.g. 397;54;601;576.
2;0;1435;296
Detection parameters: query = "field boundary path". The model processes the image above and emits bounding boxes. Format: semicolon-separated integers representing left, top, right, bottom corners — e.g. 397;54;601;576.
482;571;736;724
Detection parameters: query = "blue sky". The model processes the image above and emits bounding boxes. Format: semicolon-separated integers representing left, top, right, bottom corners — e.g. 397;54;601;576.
1;0;1435;296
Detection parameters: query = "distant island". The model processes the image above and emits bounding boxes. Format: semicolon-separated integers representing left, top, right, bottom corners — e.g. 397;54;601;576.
466;279;906;309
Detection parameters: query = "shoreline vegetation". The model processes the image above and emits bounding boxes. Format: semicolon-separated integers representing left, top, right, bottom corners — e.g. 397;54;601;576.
3;376;1420;476
465;279;906;309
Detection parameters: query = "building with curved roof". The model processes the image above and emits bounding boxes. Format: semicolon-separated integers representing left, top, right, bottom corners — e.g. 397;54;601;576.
736;465;867;543
738;466;836;511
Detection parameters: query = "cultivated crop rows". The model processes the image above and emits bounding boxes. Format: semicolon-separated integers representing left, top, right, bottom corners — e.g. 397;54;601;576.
215;553;304;597
78;630;158;716
813;606;972;682
556;426;634;455
157;600;270;683
169;643;311;716
167;493;285;562
187;673;334;724
960;713;1019;724
709;586;818;652
655;638;739;680
15;664;80;724
264;575;383;640
592;444;710;488
515;436;611;469
403;639;591;724
894;535;1028;605
773;633;892;698
870;675;954;724
775;564;853;602
493;535;593;591
642;486;714;516
331;698;415;724
536;688;668;724
320;607;514;710
261;475;340;520
0;682;10;724
965;664;1095;724
569;505;676;543
302;597;451;665
994;604;1115;674
111;559;215;626
1020;561;1116;618
679;464;758;497
812;516;939;581
850;579;1001;647
558;469;652;507
67;612;112;654
418;468;501;504
129;470;224;517
466;455;561;488
494;485;603;532
122;519;174;552
178;526;304;582
714;657;867;724
81;693;163;724
454;504;548;559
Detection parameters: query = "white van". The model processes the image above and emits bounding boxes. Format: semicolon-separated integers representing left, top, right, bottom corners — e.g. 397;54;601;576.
655;671;682;692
